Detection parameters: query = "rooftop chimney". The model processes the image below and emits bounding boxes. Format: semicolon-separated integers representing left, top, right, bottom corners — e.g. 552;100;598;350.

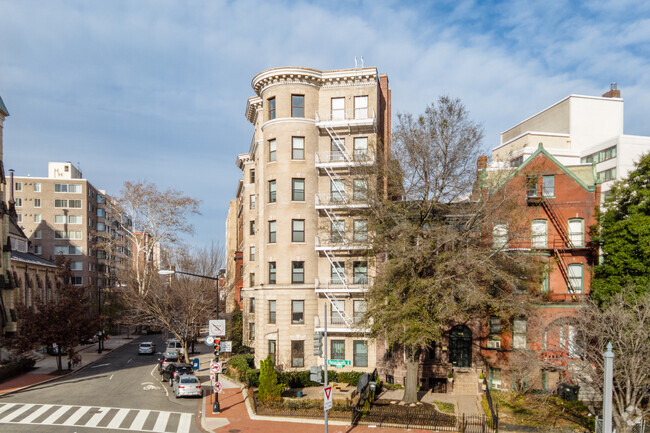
602;82;621;98
477;155;488;169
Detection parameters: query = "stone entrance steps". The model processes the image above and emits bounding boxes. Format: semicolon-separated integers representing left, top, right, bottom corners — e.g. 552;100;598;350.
452;368;479;395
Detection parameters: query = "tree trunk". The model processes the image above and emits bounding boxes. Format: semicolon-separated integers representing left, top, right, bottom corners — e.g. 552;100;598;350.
403;358;419;403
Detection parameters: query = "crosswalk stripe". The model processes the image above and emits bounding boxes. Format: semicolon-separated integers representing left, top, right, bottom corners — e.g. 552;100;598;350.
106;407;130;428
1;404;35;422
20;405;51;423
152;411;170;432
0;404;17;416
129;408;150;430
178;412;193;433
0;403;193;433
86;407;110;427
42;405;73;424
60;406;90;426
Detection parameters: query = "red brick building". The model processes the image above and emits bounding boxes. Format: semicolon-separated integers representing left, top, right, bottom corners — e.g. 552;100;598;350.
481;144;600;391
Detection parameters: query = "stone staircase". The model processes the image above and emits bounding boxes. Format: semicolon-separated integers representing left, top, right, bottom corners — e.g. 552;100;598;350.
451;368;480;395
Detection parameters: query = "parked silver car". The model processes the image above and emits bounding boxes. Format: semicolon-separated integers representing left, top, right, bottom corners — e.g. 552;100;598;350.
173;374;202;398
138;342;155;355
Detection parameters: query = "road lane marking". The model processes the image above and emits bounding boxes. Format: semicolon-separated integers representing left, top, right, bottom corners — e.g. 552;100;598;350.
152;411;170;432
0;404;17;416
42;405;73;424
91;363;111;368
109;374;114;380
106;408;129;429
1;404;34;422
60;406;90;426
20;405;50;423
85;407;109;427
178;413;193;433
129;409;150;430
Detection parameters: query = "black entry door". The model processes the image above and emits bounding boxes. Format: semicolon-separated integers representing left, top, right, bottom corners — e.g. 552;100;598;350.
449;325;472;368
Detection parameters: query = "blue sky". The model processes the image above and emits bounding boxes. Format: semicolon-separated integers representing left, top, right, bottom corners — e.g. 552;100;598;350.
1;0;649;248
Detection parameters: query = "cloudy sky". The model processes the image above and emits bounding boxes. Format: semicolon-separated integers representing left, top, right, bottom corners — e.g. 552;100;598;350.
2;0;649;248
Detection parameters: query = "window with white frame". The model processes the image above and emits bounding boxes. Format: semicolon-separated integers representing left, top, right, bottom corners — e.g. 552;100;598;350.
489;367;502;389
291;300;304;324
250;245;255;261
292;178;305;201
34;183;41;192
353;261;368;284
291;340;304;367
15;182;22;191
268;262;276;284
353;340;368;367
543;175;555;197
353;179;368;201
568;264;583;293
513;318;527;349
353;220;368;242
15;198;23;207
331;340;345;360
17;214;23;223
34;245;42;255
292;219;305;242
33;214;41;223
354;95;368;119
353;300;366;323
250;194;256;209
331;299;345;325
354;137;368;160
268;300;276;324
531;219;548;248
34;198;41;208
331;261;345;284
33;230;42;239
292;137;304;160
568;219;584;247
331;179;345;202
331;220;345;243
492;223;508;249
269;139;276;162
292;261;304;284
269;220;276;243
331;138;345;161
331;97;345;120
268;180;276;203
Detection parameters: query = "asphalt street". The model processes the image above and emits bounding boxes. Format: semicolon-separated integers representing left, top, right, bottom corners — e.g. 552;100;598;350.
0;334;205;433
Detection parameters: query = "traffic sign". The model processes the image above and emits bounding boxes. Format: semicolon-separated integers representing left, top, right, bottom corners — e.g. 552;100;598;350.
327;359;351;368
205;336;215;346
220;341;232;353
210;362;222;374
209;320;226;336
214;382;222;393
323;385;333;410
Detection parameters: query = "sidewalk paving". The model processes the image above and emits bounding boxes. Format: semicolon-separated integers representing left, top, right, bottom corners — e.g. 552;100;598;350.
0;333;136;396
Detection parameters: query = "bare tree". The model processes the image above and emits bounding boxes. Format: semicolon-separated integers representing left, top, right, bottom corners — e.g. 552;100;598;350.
550;289;650;433
366;96;542;402
120;243;225;363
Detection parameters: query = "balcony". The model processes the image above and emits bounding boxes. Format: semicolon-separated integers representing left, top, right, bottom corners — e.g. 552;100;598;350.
315;193;369;210
314;235;371;252
315;151;374;168
314;277;371;293
315;109;376;130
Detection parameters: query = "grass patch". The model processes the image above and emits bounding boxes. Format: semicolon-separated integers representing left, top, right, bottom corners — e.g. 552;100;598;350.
433;401;455;414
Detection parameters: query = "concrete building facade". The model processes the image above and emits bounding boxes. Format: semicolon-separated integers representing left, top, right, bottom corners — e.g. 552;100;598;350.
226;66;390;371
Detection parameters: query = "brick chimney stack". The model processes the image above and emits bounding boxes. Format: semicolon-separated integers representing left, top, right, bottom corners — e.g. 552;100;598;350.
602;82;621;98
477;155;488;169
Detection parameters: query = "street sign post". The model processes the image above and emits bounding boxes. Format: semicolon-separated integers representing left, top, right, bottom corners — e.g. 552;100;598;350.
327;359;351;368
214;382;222;393
323;385;333;411
220;341;232;353
209;320;226;336
210;362;222;374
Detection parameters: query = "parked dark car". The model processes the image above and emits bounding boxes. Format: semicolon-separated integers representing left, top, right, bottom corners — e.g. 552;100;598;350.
161;363;194;386
157;352;179;373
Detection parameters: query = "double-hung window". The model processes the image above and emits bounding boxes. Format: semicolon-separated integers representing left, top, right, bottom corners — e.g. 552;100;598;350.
33;214;41;223
331;138;345;161
513;318;528;349
291;95;304;117
292;261;304;284
292;137;304;160
269;139;276;162
331;300;345;325
353;179;368;201
331;340;345;360
353;300;366;324
354;137;368;160
531;219;548;248
268;180;276;203
354;96;368;119
250;246;255;261
331;220;345;244
268;97;276;120
568;264;583;293
353;220;368;242
292;300;304;324
292;178;305;201
250;194;256;209
268;262;276;284
250;220;255;235
34;198;41;208
291;340;304;367
568;219;584;247
493;223;508;249
353;340;368;367
543;175;555;197
526;175;538;198
331;262;345;284
34;183;41;192
268;300;276;324
268;221;276;243
292;219;305;242
353;261;368;284
331;97;345;120
331;179;345;203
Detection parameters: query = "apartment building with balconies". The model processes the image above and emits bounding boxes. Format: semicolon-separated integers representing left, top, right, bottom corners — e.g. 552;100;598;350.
226;66;390;370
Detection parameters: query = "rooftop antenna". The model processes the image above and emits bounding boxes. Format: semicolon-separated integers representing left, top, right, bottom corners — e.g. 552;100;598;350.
361;56;364;68
354;56;358;68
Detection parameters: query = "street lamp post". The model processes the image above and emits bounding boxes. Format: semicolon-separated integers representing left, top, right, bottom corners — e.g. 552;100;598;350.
158;267;225;413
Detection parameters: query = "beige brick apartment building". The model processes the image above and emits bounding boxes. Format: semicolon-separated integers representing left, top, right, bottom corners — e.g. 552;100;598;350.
226;66;390;371
13;162;131;296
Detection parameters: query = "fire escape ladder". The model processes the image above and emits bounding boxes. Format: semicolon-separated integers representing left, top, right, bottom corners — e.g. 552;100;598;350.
553;248;575;293
323;123;353;165
322;207;348;246
323;291;354;329
541;199;574;249
323;165;349;206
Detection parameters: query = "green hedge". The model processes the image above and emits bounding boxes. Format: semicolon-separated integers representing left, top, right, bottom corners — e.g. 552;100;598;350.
0;358;36;383
226;354;255;382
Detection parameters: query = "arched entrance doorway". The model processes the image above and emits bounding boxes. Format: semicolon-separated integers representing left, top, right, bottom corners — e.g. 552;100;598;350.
449;325;472;368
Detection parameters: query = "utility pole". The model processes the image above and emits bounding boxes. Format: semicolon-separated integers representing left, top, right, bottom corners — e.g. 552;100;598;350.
324;303;328;433
603;342;614;433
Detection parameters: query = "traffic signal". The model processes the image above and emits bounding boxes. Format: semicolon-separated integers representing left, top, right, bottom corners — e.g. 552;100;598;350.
310;366;322;383
313;332;323;356
214;339;220;357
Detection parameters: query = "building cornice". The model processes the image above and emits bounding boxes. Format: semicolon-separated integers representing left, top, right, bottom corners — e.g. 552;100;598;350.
260;117;315;132
245;96;263;124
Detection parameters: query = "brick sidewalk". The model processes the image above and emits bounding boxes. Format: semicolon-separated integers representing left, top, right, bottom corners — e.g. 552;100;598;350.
201;385;429;433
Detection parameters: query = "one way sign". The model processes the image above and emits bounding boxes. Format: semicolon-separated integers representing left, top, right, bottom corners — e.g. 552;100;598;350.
323;385;333;411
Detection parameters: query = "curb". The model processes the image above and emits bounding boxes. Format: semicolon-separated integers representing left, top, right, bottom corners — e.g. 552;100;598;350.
0;336;136;397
